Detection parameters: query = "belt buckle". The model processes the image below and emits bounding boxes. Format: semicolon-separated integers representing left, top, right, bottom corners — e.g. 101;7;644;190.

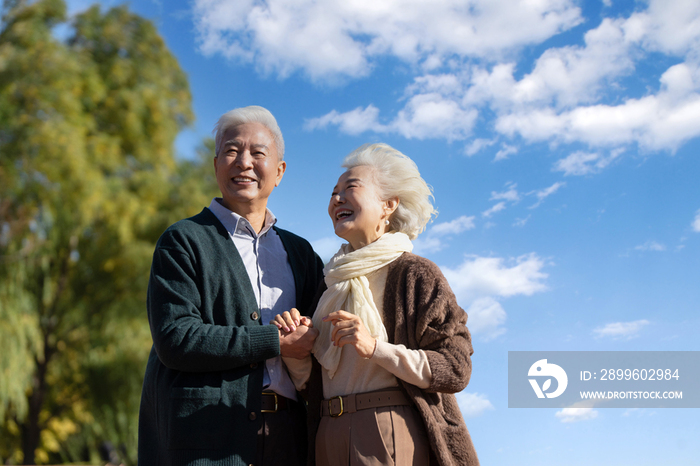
328;396;344;417
261;392;278;413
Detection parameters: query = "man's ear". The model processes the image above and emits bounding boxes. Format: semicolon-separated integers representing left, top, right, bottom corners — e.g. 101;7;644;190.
275;160;287;187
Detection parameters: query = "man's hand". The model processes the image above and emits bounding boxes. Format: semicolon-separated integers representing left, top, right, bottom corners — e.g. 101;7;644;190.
279;324;318;359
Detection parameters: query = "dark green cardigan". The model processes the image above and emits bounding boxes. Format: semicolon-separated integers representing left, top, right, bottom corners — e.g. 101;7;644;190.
138;208;323;466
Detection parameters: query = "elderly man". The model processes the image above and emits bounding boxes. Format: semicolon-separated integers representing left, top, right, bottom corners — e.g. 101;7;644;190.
138;106;323;465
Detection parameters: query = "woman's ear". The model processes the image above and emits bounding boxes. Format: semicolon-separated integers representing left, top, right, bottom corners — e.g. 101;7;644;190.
385;197;400;216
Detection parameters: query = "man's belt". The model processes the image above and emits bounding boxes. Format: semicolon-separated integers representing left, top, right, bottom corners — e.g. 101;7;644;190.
261;392;289;413
321;389;411;417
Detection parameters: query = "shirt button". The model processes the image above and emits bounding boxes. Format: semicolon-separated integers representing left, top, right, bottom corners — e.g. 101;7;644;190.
249;412;257;421
251;312;259;321
250;363;258;369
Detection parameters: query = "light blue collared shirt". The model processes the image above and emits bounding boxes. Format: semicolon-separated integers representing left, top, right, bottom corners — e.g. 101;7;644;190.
209;198;298;400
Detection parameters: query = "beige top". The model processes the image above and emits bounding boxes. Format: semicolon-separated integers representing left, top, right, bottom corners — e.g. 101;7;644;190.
284;266;432;399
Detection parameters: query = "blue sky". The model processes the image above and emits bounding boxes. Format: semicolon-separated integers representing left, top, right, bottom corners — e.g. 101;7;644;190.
66;0;699;464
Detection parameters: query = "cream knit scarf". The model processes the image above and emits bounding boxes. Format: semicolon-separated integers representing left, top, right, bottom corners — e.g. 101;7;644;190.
312;231;413;379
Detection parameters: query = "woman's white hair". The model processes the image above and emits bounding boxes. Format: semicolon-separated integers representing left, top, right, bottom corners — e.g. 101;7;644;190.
213;106;285;159
342;143;437;240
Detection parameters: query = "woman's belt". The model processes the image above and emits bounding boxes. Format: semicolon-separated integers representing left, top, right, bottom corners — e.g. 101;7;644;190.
321;389;410;417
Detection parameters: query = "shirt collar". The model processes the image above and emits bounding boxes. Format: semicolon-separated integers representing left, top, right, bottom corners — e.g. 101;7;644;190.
209;198;277;238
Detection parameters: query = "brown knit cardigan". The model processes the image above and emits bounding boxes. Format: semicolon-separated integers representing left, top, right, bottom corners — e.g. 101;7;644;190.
304;252;479;466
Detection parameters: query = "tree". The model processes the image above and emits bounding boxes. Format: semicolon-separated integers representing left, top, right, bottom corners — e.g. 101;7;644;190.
0;0;214;462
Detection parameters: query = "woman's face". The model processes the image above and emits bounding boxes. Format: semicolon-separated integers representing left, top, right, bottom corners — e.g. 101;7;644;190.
328;166;395;250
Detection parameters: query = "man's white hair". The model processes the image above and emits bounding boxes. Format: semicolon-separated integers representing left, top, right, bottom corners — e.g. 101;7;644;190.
213;106;285;159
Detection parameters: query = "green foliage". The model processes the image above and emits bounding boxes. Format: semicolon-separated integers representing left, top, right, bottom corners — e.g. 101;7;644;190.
0;0;213;463
0;260;41;422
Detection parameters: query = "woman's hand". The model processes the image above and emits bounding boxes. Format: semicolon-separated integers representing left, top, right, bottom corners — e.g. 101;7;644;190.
270;308;313;334
323;310;376;359
272;308;317;359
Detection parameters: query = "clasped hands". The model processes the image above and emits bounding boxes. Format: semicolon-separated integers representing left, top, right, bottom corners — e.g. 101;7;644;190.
271;309;376;359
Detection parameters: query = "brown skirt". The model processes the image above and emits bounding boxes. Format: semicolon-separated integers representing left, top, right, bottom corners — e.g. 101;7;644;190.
315;404;430;466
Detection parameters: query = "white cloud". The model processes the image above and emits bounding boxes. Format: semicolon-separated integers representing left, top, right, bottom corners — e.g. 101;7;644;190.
593;319;650;340
627;0;700;57
193;0;582;80
476;183;522;221
430;215;476;236
440;253;548;339
455;391;495;419
529;182;566;208
195;0;700;154
513;215;531;227
553;150;621;176
307;97;478;141
692;209;700;232
496;81;700;151
194;0;368;80
490;183;520;202
465;138;496;156
494;144;518;161
556;407;599;423
488;2;700;151
411;236;445;255
466;17;636;110
442;253;548;304
466;297;507;341
304;105;383;135
635;241;667;252
306;1;700;153
391;94;478;141
482;201;507;218
535;181;566;200
414;215;475;254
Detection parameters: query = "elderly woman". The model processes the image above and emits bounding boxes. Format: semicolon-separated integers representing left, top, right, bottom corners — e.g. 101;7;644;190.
274;143;479;466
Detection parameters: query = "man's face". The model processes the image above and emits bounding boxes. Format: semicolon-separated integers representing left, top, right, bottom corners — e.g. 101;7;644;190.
213;122;286;213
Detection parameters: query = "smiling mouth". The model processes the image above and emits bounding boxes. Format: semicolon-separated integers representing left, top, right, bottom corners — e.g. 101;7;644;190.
233;176;256;183
335;210;353;220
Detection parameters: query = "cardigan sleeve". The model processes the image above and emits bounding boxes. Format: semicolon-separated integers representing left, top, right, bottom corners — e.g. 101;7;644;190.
391;255;473;394
147;237;280;373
